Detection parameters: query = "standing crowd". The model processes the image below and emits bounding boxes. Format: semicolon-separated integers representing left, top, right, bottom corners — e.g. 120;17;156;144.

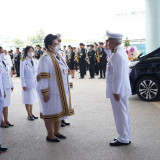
63;42;111;79
0;30;131;155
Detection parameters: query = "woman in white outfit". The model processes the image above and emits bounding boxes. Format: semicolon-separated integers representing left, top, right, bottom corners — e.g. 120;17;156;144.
20;46;38;121
1;53;14;128
0;46;8;153
37;34;74;142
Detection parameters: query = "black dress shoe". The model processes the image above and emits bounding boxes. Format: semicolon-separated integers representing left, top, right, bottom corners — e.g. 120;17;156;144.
61;123;65;127
6;123;14;127
32;115;38;119
1;125;9;128
79;77;84;79
46;136;60;142
62;120;70;126
55;134;66;139
110;140;130;146
27;116;34;121
0;146;8;152
114;138;131;143
98;77;102;79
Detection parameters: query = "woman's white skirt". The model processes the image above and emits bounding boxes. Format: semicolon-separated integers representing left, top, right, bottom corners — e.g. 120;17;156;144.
37;91;69;120
22;88;37;105
4;88;11;107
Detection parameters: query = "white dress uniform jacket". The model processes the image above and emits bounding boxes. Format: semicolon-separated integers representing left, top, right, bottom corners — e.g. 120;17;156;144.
4;55;13;70
20;57;38;105
0;59;6;145
59;50;66;62
106;45;131;143
106;45;131;98
2;60;13;107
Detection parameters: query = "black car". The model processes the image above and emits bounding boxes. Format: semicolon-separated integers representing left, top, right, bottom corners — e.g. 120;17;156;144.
129;47;160;101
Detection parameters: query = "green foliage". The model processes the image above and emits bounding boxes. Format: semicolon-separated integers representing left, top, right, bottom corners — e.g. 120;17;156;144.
28;29;45;47
124;37;130;47
13;38;25;49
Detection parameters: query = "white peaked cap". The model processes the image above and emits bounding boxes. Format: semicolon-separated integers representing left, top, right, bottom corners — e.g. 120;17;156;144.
106;30;123;40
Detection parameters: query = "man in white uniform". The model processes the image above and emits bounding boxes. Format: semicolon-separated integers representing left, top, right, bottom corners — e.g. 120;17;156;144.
0;46;8;153
105;31;131;146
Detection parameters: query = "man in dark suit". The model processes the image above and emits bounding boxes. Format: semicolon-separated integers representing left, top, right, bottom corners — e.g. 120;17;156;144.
35;45;43;59
78;43;86;79
98;42;107;79
88;45;96;78
14;48;21;77
94;43;100;76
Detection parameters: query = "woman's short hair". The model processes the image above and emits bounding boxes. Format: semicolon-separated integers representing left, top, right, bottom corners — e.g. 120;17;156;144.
24;46;32;57
44;34;58;49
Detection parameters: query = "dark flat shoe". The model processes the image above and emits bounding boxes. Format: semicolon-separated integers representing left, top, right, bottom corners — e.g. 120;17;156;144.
62;120;70;126
32;115;38;119
114;138;131;143
46;136;60;142
61;123;65;127
0;146;8;152
6;123;14;127
55;134;66;139
27;116;34;121
110;140;131;146
1;125;9;128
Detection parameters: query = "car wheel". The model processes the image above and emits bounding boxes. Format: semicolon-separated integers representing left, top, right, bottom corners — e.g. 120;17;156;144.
136;76;160;101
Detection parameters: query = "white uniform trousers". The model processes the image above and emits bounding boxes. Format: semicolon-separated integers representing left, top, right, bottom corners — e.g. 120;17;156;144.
110;96;130;143
0;93;4;145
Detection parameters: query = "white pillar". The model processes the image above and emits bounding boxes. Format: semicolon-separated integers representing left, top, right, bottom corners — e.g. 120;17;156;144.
146;0;160;53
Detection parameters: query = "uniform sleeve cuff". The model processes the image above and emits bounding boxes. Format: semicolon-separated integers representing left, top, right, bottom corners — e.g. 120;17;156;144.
37;72;50;82
41;88;49;96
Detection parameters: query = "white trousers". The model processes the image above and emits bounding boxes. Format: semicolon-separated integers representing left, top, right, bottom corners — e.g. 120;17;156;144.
0;93;4;145
110;96;130;143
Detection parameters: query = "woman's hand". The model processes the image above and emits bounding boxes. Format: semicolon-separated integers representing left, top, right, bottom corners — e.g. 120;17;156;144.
43;95;50;103
23;87;27;91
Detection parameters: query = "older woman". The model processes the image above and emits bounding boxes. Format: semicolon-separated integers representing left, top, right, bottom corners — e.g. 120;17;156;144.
37;34;74;142
20;46;39;121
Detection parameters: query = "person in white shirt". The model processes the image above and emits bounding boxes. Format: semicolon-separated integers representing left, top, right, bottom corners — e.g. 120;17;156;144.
1;51;14;128
0;46;8;153
105;31;131;146
20;46;39;121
